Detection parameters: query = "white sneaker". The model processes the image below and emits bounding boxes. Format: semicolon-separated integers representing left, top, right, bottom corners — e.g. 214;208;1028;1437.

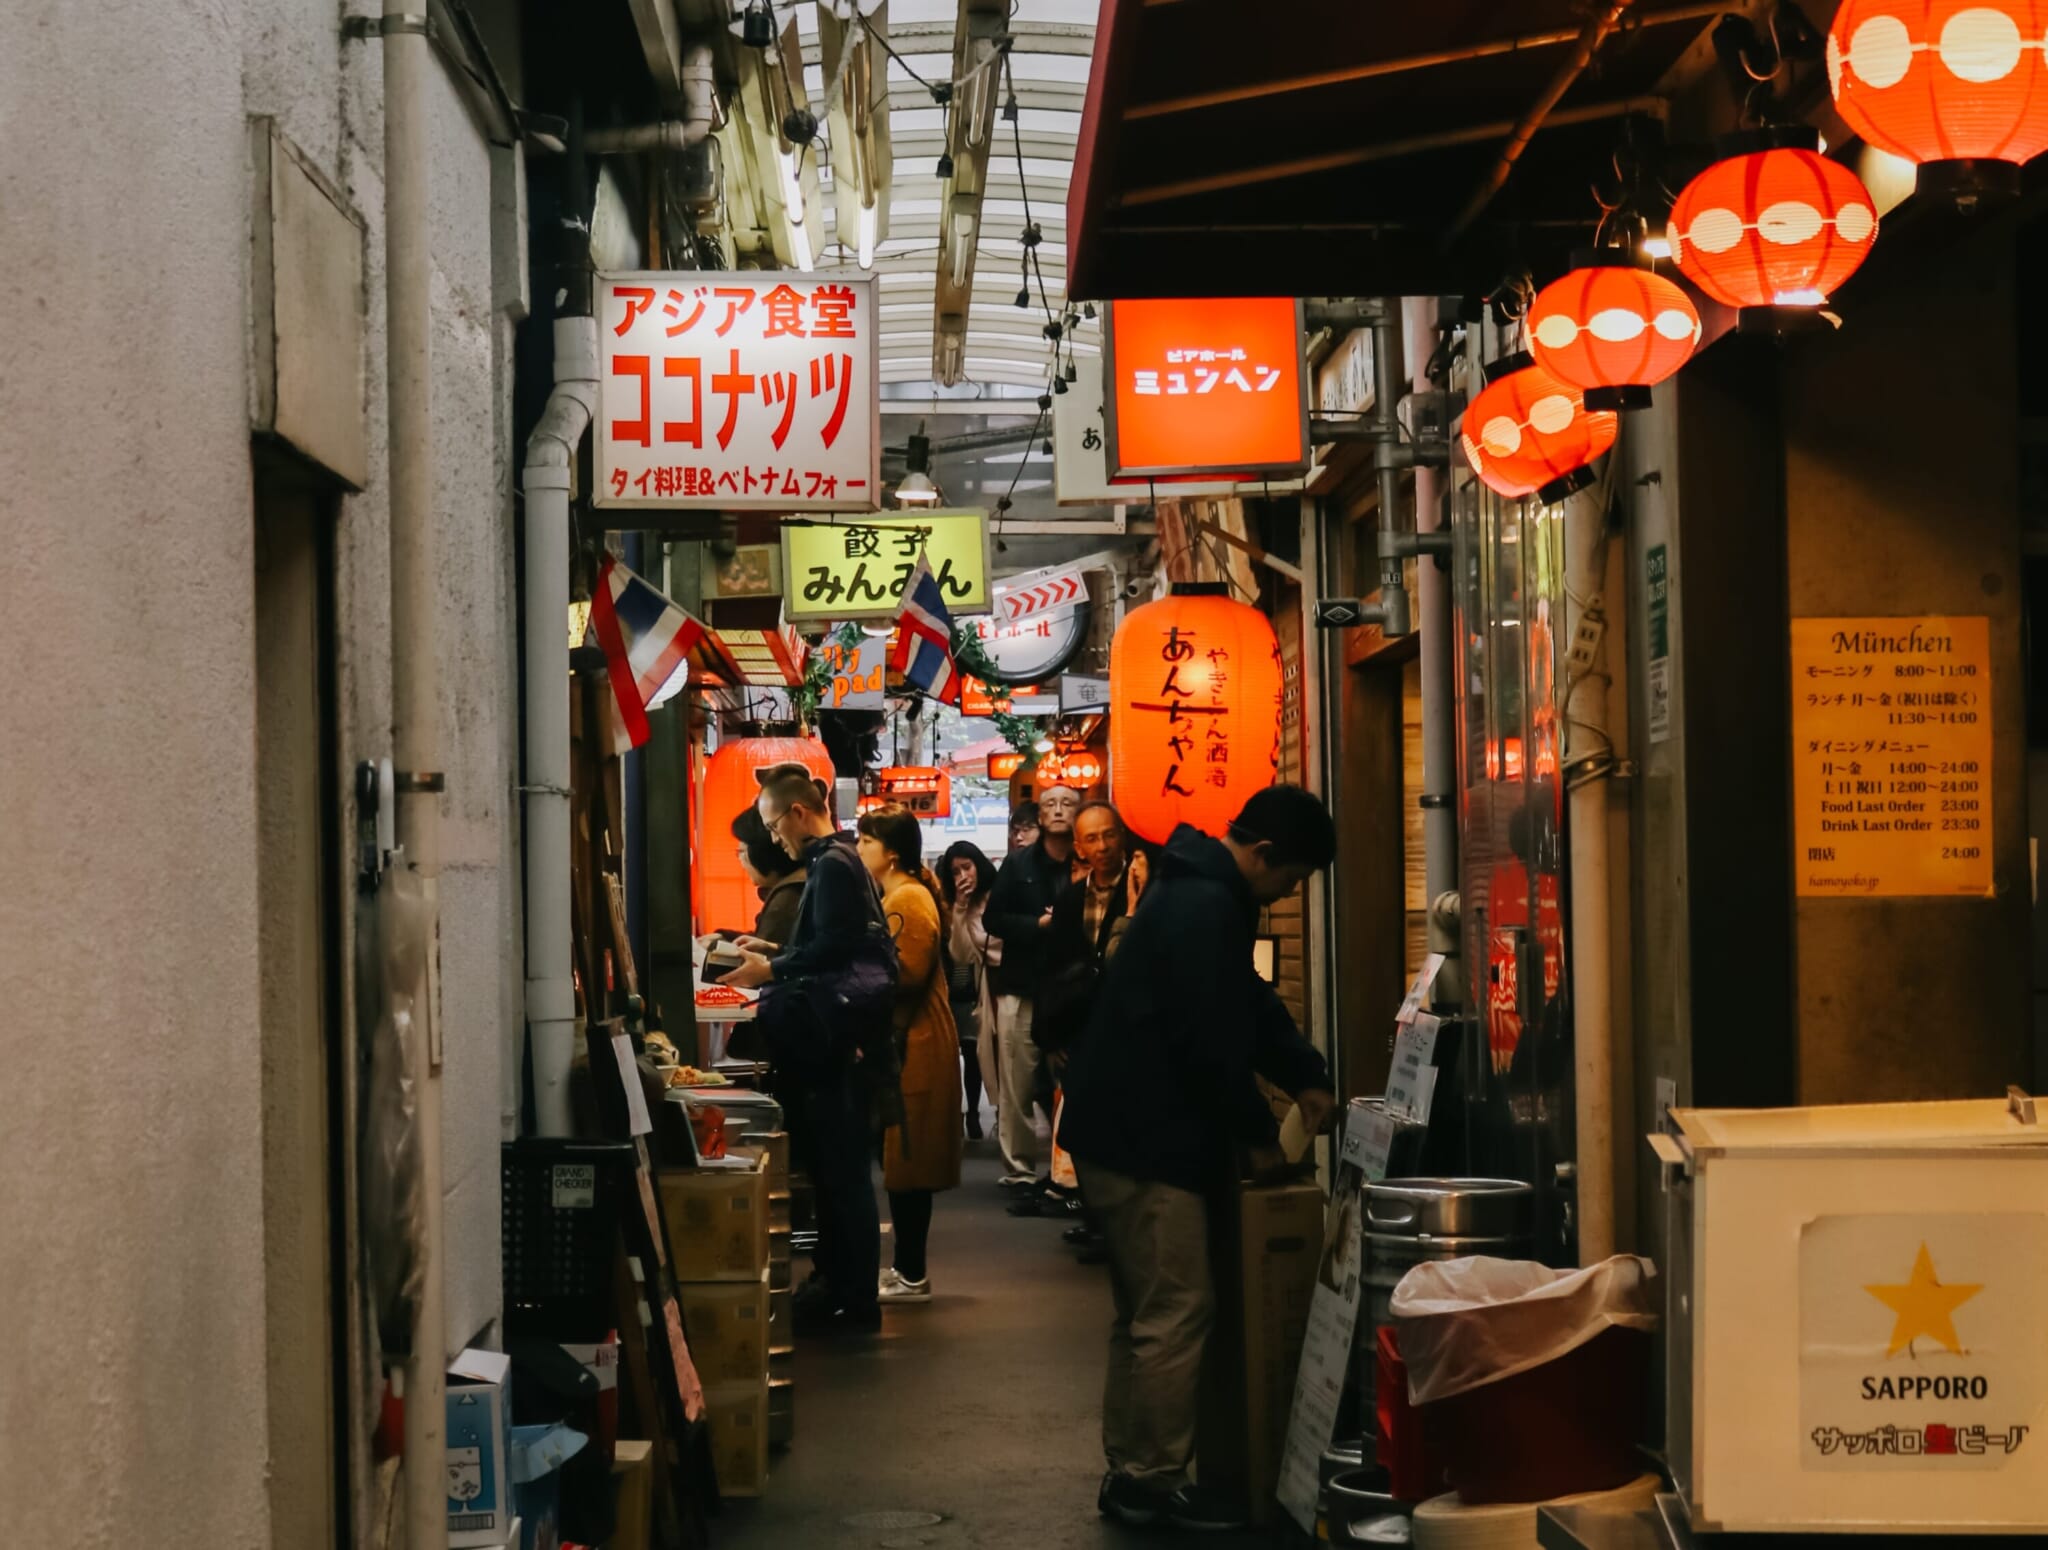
877;1268;932;1303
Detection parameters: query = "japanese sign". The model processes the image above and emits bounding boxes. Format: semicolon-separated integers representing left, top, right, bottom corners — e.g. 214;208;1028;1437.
779;511;991;622
597;272;879;511
1385;1011;1440;1126
876;766;951;818
1791;616;1993;898
961;677;1053;718
1103;297;1309;479
1800;1213;2044;1472
1052;357;1306;505
1645;543;1671;744
816;634;886;709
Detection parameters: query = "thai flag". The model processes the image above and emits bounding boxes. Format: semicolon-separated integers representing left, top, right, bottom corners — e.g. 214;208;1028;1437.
888;551;960;705
590;554;706;753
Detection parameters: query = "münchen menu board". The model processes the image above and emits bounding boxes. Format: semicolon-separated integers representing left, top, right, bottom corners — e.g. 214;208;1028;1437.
1791;616;1993;899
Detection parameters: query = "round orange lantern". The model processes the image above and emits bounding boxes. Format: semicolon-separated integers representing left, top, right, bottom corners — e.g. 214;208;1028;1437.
1828;0;2048;203
694;733;834;933
1666;128;1879;330
1527;255;1700;412
1108;583;1282;846
1460;353;1618;505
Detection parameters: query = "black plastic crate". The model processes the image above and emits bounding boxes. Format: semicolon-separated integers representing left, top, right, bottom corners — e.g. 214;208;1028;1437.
501;1138;638;1340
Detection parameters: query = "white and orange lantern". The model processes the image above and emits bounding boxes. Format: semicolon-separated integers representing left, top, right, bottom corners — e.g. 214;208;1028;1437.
1667;127;1879;331
1527;256;1700;412
1460;353;1618;505
1108;584;1283;846
1829;0;2048;204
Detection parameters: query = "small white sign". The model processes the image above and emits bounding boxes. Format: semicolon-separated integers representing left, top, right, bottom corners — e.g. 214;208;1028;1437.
1277;1186;1366;1534
1385;1012;1441;1124
1395;952;1445;1027
993;560;1087;625
1340;1105;1398;1183
612;1033;653;1136
1060;674;1111;711
551;1164;597;1210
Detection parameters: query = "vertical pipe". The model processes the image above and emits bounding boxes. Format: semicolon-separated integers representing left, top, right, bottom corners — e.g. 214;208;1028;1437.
1368;301;1410;638
1406;300;1459;955
1563;480;1617;1264
382;5;446;1546
524;165;598;1136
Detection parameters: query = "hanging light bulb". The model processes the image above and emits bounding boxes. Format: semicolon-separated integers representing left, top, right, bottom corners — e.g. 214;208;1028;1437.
895;426;941;507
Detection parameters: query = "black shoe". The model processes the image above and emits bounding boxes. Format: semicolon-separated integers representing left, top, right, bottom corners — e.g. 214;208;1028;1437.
793;1299;882;1337
1006;1195;1046;1218
1097;1472;1114;1517
1062;1224;1093;1246
1100;1473;1169;1527
1164;1484;1246;1532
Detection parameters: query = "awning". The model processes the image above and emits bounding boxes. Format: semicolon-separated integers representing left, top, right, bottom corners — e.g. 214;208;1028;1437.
1068;0;1728;300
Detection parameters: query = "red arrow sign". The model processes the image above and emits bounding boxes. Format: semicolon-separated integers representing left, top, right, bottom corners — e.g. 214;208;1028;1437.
1000;569;1083;623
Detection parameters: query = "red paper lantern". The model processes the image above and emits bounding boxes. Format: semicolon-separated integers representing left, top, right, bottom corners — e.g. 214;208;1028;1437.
1528;257;1700;412
1667;129;1879;328
1109;584;1283;846
1460;354;1618;505
694;733;834;933
1829;0;2048;202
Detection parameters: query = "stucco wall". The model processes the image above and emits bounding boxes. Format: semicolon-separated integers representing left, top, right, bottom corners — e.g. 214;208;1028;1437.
0;1;524;1540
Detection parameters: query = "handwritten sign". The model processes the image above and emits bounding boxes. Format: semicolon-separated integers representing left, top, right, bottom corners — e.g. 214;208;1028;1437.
1791;617;1993;898
1385;1012;1440;1125
817;635;886;709
780;510;991;622
597;272;878;511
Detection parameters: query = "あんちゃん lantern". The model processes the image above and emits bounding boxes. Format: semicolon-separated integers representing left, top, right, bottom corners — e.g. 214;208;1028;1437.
1528;256;1700;411
1828;0;2048;203
1460;353;1618;505
1108;584;1283;846
1667;127;1878;329
695;733;835;933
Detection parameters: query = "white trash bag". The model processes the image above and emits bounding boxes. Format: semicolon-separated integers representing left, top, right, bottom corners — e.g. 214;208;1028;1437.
1389;1254;1658;1406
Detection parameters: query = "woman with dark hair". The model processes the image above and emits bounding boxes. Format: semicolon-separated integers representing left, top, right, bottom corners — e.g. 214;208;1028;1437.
731;803;807;948
939;841;998;1139
854;804;964;1303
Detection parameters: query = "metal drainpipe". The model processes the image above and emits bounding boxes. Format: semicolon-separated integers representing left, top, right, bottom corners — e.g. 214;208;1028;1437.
524;128;599;1139
382;3;447;1545
1405;297;1459;975
1369;300;1411;638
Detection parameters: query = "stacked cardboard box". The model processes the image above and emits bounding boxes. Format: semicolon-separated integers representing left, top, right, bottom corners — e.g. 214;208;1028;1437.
659;1151;771;1496
762;1132;796;1449
1197;1180;1326;1527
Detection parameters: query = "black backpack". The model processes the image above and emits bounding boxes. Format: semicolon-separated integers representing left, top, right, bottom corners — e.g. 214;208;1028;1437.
756;870;899;1084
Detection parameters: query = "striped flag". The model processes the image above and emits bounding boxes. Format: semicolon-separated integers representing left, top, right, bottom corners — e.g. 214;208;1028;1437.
887;550;960;705
590;554;706;753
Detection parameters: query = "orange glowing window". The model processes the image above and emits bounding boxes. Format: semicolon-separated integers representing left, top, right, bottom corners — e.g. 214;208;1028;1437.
1104;298;1309;478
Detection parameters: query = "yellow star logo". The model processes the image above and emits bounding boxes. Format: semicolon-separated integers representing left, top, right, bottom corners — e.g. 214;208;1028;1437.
1864;1243;1982;1358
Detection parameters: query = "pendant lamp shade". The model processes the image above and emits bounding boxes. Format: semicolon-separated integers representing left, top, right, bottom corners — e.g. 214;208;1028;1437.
1108;584;1282;846
695;734;835;933
1667;130;1879;325
1528;257;1701;411
1828;0;2048;200
1460;354;1618;505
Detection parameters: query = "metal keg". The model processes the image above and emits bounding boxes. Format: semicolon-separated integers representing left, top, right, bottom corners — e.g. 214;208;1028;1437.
1351;1177;1534;1405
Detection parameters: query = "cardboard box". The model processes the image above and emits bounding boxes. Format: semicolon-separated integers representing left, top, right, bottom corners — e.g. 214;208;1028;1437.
768;1226;793;1290
1197;1181;1324;1527
611;1440;653;1550
768;1376;795;1450
770;1194;791;1233
759;1131;790;1192
680;1271;771;1385
446;1348;514;1548
703;1381;770;1497
659;1156;768;1282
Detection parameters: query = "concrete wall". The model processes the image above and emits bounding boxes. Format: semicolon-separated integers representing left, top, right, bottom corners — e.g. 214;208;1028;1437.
0;2;525;1541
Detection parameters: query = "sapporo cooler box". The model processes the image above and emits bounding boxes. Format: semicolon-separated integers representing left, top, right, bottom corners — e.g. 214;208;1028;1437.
1651;1098;2047;1534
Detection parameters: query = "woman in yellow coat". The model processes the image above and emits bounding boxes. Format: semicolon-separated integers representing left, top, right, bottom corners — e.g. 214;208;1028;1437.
855;803;965;1304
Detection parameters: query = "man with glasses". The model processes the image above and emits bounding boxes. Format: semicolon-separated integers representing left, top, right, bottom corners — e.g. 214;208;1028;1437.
722;767;895;1334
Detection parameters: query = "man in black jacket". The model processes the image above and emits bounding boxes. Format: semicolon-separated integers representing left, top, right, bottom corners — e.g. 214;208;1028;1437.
1060;784;1339;1531
983;783;1080;1186
723;768;893;1334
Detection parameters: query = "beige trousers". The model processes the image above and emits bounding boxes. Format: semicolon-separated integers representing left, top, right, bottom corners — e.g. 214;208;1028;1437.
994;993;1041;1176
1078;1160;1214;1489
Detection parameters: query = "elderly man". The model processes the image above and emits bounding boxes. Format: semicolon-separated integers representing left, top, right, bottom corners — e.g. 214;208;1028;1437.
982;783;1080;1187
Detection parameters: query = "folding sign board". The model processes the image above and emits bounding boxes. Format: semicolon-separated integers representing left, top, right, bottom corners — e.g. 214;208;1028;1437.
596;272;879;511
780;510;992;622
876;766;951;818
1053;357;1310;505
1103;297;1311;479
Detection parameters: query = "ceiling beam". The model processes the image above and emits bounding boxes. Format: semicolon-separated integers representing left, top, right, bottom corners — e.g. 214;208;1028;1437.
1123;3;1723;122
1114;95;1669;209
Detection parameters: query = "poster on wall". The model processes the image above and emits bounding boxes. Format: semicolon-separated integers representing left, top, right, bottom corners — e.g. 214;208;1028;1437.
1799;1213;2044;1472
1789;616;1993;899
596;272;879;511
